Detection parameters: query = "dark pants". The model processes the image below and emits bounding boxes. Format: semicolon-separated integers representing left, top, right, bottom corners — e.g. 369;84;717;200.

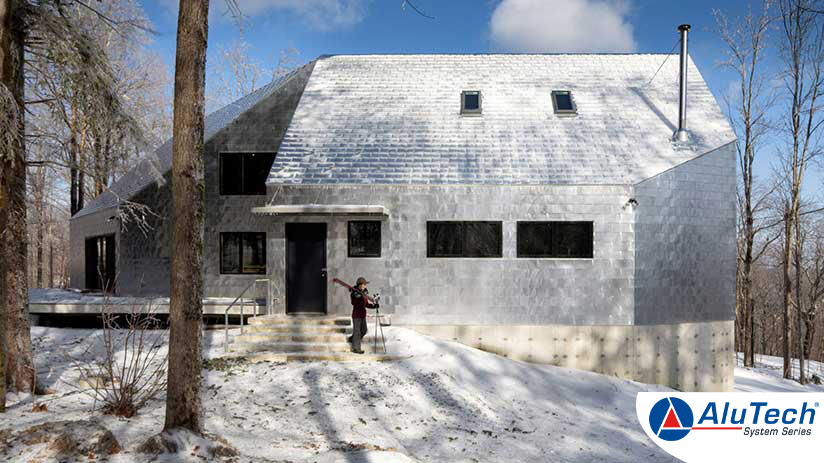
351;317;367;352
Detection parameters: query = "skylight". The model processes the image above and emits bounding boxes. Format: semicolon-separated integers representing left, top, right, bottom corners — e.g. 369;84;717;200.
552;90;577;115
461;90;482;115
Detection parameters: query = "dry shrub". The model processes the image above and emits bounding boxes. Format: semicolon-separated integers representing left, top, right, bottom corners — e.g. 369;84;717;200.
68;294;167;418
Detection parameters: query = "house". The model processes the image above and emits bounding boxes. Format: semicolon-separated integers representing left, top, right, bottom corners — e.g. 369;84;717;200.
69;42;737;390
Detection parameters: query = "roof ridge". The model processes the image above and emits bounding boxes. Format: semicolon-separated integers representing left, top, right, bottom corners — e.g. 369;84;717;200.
317;53;680;57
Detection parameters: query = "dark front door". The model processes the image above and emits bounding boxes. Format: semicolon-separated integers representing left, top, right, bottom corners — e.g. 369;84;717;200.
286;223;327;314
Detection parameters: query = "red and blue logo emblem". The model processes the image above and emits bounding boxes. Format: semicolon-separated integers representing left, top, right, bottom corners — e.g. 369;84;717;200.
649;397;694;441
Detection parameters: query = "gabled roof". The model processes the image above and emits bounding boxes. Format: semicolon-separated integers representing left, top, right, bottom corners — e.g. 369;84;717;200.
73;63;312;218
267;54;735;186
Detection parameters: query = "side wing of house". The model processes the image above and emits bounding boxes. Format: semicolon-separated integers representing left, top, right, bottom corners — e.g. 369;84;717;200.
633;141;737;325
68;62;316;296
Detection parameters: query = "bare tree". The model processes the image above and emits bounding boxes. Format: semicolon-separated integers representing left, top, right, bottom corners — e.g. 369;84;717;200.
164;0;210;433
1;0;36;402
776;0;824;382
2;0;146;408
207;38;300;113
714;1;775;367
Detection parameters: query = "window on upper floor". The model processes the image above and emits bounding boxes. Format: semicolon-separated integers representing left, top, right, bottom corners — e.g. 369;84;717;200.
219;152;276;195
517;221;593;258
427;221;502;258
551;90;577;115
461;90;482;115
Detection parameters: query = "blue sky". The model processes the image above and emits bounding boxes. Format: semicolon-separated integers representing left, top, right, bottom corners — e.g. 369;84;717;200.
139;0;822;192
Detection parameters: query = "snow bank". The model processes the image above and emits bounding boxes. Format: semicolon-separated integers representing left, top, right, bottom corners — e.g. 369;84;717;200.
8;326;818;462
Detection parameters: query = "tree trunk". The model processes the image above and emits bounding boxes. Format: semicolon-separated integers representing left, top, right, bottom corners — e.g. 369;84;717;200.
803;310;815;360
783;203;793;379
77;156;85;212
742;174;755;367
794;217;805;384
35;167;44;288
0;0;36;395
164;0;209;433
69;97;79;216
49;232;53;288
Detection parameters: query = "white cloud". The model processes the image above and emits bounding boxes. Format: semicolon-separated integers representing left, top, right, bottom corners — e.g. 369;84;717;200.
489;0;637;53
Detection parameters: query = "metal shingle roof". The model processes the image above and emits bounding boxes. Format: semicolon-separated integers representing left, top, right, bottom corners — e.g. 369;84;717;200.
267;54;735;186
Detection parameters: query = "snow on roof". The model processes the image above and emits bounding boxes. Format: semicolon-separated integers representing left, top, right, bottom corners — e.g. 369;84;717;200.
73;63;312;218
267;54;735;186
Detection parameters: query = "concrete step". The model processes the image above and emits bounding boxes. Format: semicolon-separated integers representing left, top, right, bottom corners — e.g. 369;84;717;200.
248;315;350;326
228;341;386;354
244;325;350;334
231;351;406;363
234;333;379;343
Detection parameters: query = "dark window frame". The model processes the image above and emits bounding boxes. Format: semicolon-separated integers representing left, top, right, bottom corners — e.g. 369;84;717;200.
220;232;267;274
219;152;276;196
551;90;577;115
348;220;382;258
427;221;502;258
516;221;593;258
461;90;482;115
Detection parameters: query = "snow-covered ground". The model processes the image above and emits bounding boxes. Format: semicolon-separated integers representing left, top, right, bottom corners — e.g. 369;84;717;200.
734;353;824;393
2;327;822;462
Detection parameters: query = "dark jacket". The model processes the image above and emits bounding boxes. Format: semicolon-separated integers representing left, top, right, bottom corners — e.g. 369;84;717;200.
350;287;375;319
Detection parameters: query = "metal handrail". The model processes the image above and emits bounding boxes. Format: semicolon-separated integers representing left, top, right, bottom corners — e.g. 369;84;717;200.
224;278;268;352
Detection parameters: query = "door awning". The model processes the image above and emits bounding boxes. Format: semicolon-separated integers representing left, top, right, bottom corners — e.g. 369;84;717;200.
251;205;389;216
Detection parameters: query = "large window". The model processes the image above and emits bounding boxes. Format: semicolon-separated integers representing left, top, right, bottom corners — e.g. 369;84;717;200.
427;221;502;258
219;152;276;195
517;221;593;258
348;221;381;257
220;232;266;274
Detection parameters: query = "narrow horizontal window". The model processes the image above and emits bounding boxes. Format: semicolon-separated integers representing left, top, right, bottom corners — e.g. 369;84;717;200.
220;152;276;195
551;90;577;115
221;232;266;274
461;90;482;115
348;221;381;257
427;221;502;258
517;221;593;258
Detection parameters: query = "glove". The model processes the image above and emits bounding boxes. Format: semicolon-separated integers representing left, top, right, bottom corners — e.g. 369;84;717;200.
374;303;380;309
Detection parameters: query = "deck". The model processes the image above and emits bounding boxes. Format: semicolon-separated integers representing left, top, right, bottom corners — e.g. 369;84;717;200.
28;288;266;316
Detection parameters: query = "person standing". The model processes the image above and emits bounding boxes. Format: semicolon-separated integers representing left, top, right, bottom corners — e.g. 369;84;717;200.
349;277;377;354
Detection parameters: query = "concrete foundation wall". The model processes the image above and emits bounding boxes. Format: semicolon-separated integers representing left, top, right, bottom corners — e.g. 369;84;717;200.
68;207;120;290
633;142;737;324
262;183;636;325
402;320;734;392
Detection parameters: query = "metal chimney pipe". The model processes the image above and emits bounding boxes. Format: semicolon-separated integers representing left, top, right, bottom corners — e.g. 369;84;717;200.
674;24;691;142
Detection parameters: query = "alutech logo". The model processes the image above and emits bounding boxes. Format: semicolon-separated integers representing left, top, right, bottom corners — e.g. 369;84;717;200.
637;393;824;462
649;397;693;441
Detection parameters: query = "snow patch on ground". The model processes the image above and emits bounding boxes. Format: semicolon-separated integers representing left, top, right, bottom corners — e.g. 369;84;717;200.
3;326;822;462
734;354;824;393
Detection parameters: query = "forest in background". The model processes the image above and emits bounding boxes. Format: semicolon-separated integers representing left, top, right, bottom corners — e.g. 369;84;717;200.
13;0;824;387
